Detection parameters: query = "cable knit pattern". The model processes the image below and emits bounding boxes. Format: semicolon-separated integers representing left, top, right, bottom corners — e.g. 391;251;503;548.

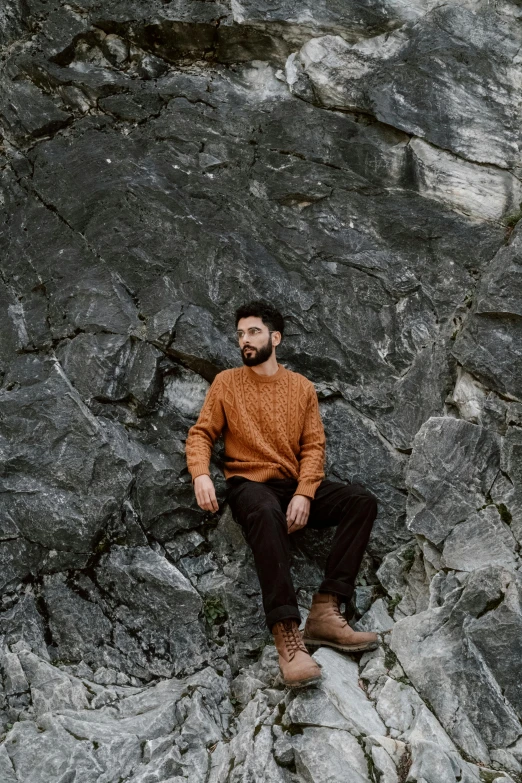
185;363;326;499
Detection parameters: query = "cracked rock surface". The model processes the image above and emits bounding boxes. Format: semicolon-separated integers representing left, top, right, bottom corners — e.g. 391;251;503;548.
1;0;522;781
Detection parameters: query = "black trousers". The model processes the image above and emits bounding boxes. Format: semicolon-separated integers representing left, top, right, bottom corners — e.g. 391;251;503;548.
225;476;377;630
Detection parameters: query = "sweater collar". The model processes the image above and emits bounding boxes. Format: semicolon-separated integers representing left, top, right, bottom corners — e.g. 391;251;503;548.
243;363;286;384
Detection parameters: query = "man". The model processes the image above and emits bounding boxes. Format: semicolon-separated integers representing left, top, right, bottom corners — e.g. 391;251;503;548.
185;300;378;688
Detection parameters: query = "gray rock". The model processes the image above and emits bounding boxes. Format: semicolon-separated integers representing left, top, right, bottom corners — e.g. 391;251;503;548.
376;679;487;782
447;368;507;430
165;530;204;561
490;749;522;775
0;744;17;783
233;0;440;42
376;679;423;735
391;567;522;761
498;425;522;544
355;598;395;632
161;366;209;420
0;360;135;563
0;661;231;783
210;690;286;783
475;226;522;319
285;7;522;169
0;70;71;141
57;333;162;409
408;138;522;222
284;685;353;732
354;585;376;616
0;1;30;49
2;652;28;698
465;574;522;720
293;726;371;782
407;740;474;783
0;592;49;661
41;546;208;681
3;716;107;783
360;647;388;697
43;572;126;670
377;540;432;619
321;399;408;557
453;226;522;399
273;732;294;767
96;546;207;675
406;417;501;545
378;339;453;450
17;651;90;716
49;264;141;339
441;506;517;572
453;321;522;406
231;670;266;707
310;647;386;736
364;735;407;783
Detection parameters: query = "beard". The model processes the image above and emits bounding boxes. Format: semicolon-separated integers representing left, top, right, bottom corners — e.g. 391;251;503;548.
241;335;273;366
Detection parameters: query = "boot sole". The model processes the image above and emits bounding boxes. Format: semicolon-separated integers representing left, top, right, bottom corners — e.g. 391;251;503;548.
284;674;322;689
303;637;379;653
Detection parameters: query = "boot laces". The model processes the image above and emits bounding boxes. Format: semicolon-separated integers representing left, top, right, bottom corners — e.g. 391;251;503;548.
281;620;307;660
331;597;349;628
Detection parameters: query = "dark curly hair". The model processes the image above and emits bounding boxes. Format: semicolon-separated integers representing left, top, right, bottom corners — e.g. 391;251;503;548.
235;300;284;340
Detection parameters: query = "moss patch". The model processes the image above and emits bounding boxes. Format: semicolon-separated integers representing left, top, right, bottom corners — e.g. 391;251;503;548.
497;503;512;525
504;201;522;228
203;596;227;625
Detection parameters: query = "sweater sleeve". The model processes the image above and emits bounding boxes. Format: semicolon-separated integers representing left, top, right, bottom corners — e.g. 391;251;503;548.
294;383;326;499
185;374;226;482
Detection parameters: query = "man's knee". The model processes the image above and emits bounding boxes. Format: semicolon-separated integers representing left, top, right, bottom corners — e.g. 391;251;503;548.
244;503;286;534
364;492;378;523
342;484;378;522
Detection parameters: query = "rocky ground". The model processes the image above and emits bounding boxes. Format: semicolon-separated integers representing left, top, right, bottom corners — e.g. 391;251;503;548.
1;0;522;781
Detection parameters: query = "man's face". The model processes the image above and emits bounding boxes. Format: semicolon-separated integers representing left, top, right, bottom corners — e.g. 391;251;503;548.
236;316;278;366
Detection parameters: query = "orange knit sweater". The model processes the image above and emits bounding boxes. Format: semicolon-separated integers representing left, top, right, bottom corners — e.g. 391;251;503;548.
185;363;326;499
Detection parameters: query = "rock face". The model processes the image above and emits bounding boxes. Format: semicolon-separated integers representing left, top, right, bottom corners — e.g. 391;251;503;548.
0;1;521;781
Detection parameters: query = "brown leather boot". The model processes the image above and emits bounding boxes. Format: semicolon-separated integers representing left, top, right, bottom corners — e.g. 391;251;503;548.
272;619;322;688
303;592;379;653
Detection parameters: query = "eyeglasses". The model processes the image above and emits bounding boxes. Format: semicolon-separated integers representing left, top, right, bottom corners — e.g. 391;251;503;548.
235;327;273;341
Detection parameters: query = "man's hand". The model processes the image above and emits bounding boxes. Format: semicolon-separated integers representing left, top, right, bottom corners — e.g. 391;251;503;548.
286;494;311;533
194;474;219;513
